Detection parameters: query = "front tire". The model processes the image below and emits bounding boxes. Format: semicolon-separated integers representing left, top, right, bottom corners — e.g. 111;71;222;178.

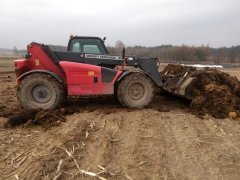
117;73;155;108
18;74;65;110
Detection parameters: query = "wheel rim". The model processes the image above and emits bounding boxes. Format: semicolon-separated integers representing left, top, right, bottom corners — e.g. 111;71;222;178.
128;83;145;100
32;85;52;103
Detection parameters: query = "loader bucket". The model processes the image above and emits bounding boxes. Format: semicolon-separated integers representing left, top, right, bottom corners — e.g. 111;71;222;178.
173;77;198;99
161;64;198;100
162;75;197;100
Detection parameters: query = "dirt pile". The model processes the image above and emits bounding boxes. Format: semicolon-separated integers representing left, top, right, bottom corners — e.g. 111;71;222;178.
5;107;82;129
190;69;240;118
163;64;240;119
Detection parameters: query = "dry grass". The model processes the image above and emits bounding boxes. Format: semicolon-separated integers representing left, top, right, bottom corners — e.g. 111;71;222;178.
222;68;240;79
0;58;15;72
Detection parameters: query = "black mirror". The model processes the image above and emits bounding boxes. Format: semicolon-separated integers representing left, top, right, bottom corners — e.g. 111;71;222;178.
122;48;125;59
103;37;106;41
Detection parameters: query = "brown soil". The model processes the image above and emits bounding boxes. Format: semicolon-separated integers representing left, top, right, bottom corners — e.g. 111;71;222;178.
0;73;23;117
1;71;240;179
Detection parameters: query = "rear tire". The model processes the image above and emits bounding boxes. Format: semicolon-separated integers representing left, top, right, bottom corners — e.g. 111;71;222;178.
18;74;65;110
117;73;155;108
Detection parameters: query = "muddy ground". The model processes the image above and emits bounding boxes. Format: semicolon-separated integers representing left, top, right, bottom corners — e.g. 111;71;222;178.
1;71;240;180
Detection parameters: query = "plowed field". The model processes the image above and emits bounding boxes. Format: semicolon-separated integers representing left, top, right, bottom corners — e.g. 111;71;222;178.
1;68;240;180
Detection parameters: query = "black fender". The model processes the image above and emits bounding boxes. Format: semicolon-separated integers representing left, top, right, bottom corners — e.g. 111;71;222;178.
117;63;163;87
18;70;63;83
136;58;162;87
114;69;143;95
117;69;144;82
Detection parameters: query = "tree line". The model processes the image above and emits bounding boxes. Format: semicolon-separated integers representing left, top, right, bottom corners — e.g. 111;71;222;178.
108;41;240;64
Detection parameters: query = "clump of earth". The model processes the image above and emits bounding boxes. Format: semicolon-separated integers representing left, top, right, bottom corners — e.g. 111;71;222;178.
163;64;240;119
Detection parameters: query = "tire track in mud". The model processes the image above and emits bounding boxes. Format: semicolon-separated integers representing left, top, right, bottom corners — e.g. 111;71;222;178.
102;111;142;176
132;111;178;180
66;112;113;172
64;110;146;179
164;113;214;179
131;110;197;180
65;110;143;179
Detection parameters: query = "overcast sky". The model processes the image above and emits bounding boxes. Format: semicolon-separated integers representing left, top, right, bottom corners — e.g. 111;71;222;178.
0;0;239;49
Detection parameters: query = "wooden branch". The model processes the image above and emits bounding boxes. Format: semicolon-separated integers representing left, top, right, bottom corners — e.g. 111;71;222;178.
14;175;19;180
125;174;133;180
97;165;115;176
53;159;63;180
60;147;107;180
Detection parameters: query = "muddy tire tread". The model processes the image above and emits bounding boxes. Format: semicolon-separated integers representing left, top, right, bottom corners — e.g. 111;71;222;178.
18;73;65;110
117;73;155;108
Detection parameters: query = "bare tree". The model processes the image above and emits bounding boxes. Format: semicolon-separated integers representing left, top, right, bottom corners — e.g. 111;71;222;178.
113;40;125;55
115;40;125;49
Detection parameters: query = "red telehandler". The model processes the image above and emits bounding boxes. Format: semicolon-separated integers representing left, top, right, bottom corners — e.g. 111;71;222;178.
14;36;195;110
